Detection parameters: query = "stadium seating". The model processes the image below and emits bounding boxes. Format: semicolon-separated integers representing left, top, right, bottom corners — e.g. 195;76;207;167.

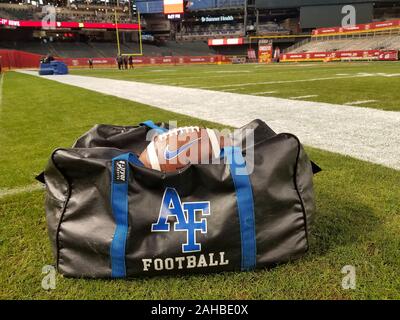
288;33;400;53
0;2;133;23
178;23;244;41
0;39;215;58
257;22;291;36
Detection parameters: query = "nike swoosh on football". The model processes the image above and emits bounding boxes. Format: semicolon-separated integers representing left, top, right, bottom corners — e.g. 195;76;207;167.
164;138;200;161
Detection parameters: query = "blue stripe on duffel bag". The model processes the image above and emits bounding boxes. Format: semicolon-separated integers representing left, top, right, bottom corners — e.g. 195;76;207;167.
110;153;143;278
140;120;169;134
224;146;257;271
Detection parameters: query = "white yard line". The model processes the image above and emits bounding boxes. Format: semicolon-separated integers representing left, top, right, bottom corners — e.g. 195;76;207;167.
206;71;251;74
252;91;277;95
254;63;315;68
376;73;400;77
0;183;43;199
221;88;241;92
290;95;319;99
17;70;400;170
141;71;398;85
149;69;179;72
199;73;375;89
345;100;377;105
181;84;204;88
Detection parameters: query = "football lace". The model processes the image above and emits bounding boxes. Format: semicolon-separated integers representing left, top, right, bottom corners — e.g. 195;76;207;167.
157;126;200;141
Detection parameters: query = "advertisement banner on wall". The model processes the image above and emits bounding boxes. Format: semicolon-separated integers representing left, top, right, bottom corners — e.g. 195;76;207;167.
312;19;400;36
208;38;244;46
0;49;229;69
258;40;273;63
280;50;399;62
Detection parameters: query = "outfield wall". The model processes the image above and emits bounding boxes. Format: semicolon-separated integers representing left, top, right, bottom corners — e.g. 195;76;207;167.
0;50;230;70
280;50;399;62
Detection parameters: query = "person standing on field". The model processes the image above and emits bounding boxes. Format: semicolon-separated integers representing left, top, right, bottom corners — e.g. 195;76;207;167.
123;56;128;70
116;55;123;70
129;55;134;69
88;58;93;69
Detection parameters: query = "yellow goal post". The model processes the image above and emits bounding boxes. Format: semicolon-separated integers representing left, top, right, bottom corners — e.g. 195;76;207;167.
114;1;143;56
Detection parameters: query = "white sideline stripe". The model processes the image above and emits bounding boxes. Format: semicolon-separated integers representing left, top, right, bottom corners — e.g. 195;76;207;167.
290;95;318;99
346;100;377;105
0;184;43;198
17;70;400;171
200;74;374;89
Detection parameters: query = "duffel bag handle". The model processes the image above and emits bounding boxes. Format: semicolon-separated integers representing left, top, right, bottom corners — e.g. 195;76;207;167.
110;152;143;278
140;120;169;134
223;146;257;271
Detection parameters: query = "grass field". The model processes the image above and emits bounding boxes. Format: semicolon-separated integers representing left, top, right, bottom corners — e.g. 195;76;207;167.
0;63;399;300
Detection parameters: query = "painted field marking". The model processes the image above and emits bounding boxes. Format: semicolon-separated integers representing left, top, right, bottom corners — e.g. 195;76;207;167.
254;63;315;68
200;73;375;89
142;69;360;83
149;69;178;73
221;88;240;92
206;70;251;74
252;91;277;95
345;100;377;105
376;73;400;77
139;70;395;85
181;84;200;88
0;183;43;199
148;79;170;83
290;95;319;99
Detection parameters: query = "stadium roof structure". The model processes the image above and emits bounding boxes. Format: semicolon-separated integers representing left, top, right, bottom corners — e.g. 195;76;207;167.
254;0;390;9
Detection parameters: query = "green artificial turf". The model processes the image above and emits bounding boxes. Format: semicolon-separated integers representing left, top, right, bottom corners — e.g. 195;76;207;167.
0;70;399;299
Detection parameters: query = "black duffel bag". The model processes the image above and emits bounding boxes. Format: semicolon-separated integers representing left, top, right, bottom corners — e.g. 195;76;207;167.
41;119;316;278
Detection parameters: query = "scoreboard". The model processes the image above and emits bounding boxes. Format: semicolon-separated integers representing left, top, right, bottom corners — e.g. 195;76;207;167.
163;0;184;14
255;0;379;28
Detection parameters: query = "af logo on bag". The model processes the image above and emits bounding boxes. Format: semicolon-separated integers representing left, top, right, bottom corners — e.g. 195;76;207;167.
151;187;210;253
143;188;229;272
